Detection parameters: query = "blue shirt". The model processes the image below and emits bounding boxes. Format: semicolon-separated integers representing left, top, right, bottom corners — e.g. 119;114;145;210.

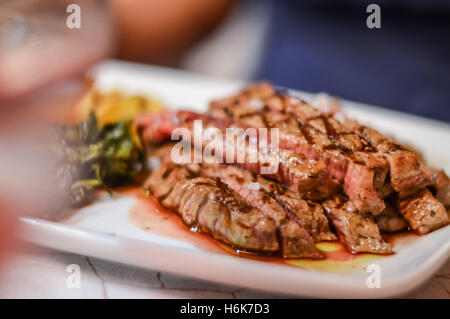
256;1;450;122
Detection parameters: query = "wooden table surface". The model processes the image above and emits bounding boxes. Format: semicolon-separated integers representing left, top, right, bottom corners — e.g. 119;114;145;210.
0;243;448;299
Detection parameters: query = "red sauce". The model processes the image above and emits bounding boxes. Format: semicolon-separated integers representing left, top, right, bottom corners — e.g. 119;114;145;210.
128;195;229;255
120;187;383;271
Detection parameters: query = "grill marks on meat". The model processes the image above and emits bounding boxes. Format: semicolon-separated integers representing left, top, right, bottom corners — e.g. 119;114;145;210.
184;163;324;258
145;163;323;258
350;125;429;196
145;163;280;253
136;83;450;258
137;110;340;200
323;196;392;254
254;176;336;242
137;110;203;145
397;189;448;235
425;167;450;207
208;85;390;214
152;144;336;243
200;163;336;243
240;149;340;200
208;84;436;215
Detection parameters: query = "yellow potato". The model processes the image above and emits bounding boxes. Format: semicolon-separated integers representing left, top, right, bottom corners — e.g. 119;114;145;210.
76;88;163;126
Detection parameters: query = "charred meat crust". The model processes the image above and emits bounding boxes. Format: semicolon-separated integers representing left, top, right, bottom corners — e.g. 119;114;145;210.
323;196;392;254
137;111;340;201
397;189;449;235
189;163;324;258
145;163;323;258
208;84;389;214
254;176;337;242
207;83;433;214
425;167;450;207
145;163;280;253
152;145;336;243
242;149;341;201
136;83;450;258
200;163;336;243
352;126;429;196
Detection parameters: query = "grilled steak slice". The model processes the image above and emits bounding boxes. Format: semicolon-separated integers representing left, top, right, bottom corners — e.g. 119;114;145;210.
137;84;449;237
323;196;392;254
145;163;279;252
350;125;429;196
397;189;448;235
254;176;336;241
280;220;323;258
374;202;408;233
208;86;389;214
195;164;324;258
137;110;203;145
425;167;450;207
152;143;334;244
435;172;450;207
209;83;435;213
200;163;335;242
261;90;426;197
145;163;323;258
137;111;339;200
243;149;340;200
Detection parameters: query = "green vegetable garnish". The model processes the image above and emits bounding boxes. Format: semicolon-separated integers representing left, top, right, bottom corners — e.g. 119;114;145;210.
52;112;145;206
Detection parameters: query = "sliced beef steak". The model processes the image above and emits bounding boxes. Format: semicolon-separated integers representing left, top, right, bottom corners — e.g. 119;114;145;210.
254;176;336;242
136;110;203;145
145;163;279;253
208;86;389;214
145;163;323;258
435;172;450;208
322;196;392;254
208;83;434;214
374;202;408;233
425;167;450;207
137;111;339;200
244;149;340;200
151;143;335;242
397;189;448;235
199;163;336;242
351;126;429;196
136;83;450;248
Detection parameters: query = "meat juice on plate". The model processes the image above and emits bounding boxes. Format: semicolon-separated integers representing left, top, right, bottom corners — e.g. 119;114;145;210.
125;188;388;273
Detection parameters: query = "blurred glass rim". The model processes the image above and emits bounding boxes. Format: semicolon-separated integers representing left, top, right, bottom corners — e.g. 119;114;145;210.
0;8;27;48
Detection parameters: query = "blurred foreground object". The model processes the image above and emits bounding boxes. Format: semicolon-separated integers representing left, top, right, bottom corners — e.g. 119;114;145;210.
110;0;233;65
0;0;114;99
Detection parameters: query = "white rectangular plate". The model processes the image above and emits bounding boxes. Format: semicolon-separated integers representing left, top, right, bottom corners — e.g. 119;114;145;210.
19;60;450;298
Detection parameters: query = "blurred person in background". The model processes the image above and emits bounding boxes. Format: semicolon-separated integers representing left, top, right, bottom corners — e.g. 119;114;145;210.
0;0;233;268
112;0;450;122
1;0;449;121
0;0;449;267
256;0;450;122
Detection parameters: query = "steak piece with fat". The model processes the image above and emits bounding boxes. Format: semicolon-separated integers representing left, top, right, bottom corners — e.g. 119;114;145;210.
137;111;340;200
145;163;323;258
208;85;389;214
425;167;450;207
145;163;279;253
199;163;336;242
322;196;392;254
397;189;448;235
208;83;433;214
